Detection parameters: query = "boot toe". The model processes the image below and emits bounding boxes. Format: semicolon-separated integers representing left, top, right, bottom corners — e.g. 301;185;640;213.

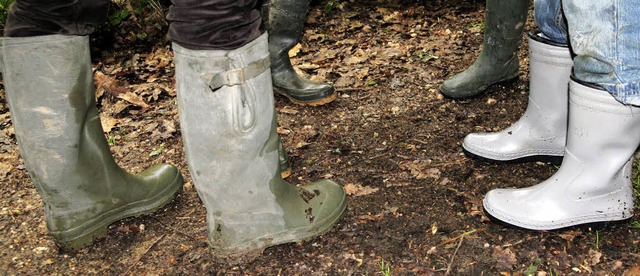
482;188;551;230
300;179;347;232
462;132;515;161
275;83;337;106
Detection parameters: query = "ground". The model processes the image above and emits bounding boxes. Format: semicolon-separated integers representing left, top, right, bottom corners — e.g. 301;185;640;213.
1;0;640;275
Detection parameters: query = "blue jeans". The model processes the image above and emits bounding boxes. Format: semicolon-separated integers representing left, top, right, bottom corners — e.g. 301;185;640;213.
535;0;640;106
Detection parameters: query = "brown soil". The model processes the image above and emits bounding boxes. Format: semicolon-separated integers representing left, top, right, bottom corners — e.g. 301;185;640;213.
2;1;640;275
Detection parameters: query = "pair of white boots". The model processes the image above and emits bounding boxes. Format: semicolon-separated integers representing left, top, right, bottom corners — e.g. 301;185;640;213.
464;32;640;230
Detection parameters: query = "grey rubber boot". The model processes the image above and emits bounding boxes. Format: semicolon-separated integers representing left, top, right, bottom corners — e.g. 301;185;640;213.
263;0;336;106
172;33;346;262
483;80;639;230
0;39;3;73
462;32;572;163
1;35;183;250
440;0;529;98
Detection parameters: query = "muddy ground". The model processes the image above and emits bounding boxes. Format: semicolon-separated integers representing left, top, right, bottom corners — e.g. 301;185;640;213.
2;0;640;275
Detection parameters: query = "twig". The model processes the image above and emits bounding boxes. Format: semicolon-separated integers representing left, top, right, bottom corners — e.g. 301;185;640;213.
150;216;198;241
369;152;389;160
122;234;165;275
436;229;478;247
411;138;430;145
445;234;464;275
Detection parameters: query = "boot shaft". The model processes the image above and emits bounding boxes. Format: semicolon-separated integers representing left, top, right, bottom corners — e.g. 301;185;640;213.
2;35;120;206
263;0;310;55
566;80;640;177
173;34;281;217
2;35;184;243
480;0;529;61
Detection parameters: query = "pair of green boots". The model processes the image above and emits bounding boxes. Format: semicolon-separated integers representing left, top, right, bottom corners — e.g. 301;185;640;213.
1;24;344;264
440;0;529;98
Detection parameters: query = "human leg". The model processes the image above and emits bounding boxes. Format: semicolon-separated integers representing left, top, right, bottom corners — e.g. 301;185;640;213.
1;0;183;250
439;0;529;99
263;0;336;106
169;0;346;261
462;32;572;163
483;0;640;229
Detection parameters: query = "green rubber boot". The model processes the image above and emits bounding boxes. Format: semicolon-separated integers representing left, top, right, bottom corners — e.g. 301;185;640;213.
278;141;292;178
1;35;183;250
173;33;347;263
263;0;337;106
440;0;529;99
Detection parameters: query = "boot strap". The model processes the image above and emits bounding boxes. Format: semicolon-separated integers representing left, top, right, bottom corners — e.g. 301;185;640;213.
203;56;271;91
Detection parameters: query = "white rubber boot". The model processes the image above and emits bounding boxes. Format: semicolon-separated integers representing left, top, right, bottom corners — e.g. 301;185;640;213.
463;32;573;162
483;80;639;230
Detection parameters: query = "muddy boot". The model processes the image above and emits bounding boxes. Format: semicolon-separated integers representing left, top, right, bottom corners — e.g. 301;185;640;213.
1;35;183;250
263;0;336;106
462;32;573;163
172;33;347;262
0;39;3;73
440;0;529;98
278;141;292;178
483;80;639;230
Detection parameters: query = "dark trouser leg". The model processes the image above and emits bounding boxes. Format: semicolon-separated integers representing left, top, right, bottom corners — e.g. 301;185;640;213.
167;0;263;50
4;0;109;36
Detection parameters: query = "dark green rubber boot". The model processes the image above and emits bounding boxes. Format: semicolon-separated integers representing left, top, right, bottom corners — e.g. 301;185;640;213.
1;35;183;250
263;0;337;106
440;0;529;99
278;141;292;178
173;34;347;263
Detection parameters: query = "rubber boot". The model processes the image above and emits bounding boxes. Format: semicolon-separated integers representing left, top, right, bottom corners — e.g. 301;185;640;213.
462;32;572;163
1;35;183;250
172;33;346;262
0;39;3;73
483;80;639;230
440;0;529;98
263;0;336;106
278;142;292;178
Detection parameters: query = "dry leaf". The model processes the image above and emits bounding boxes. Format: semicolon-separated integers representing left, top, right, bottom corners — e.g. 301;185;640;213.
493;246;517;271
357;212;384;223
295;141;311;149
288;43;302;57
151;120;176;140
344;183;379;196
94;71;128;97
279;106;300;115
117;92;149;109
588;249;602;266
100;115;119;133
0;162;13;178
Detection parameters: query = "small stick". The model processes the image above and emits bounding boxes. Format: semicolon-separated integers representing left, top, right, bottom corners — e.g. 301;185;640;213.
445;234;464;276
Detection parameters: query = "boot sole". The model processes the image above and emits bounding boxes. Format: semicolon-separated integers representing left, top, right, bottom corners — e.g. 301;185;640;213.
280;167;292;179
440;74;519;100
210;191;348;264
274;88;338;107
51;173;184;251
462;147;564;166
483;201;634;231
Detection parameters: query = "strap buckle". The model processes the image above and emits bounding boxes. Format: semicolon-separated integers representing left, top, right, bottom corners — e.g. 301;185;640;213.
203;56;270;91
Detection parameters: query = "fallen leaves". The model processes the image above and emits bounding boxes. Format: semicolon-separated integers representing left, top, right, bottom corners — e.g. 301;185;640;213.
344;183;379;196
117;91;149;109
399;159;442;181
0;162;13;178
